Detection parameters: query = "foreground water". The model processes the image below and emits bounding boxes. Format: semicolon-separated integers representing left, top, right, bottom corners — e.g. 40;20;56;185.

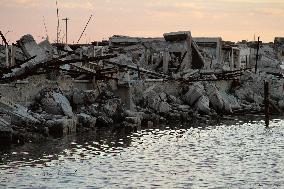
0;116;284;188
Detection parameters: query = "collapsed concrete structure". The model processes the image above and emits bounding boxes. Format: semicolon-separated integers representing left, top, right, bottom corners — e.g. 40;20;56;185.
0;31;284;146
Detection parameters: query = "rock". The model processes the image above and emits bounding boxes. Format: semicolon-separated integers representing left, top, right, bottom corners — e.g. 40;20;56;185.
194;95;211;114
147;121;154;127
177;105;191;111
41;96;62;115
124;110;145;120
96;115;114;127
78;113;97;128
220;91;241;110
0;118;12;144
184;82;205;106
47;117;77;137
125;117;141;125
64;45;73;52
159;92;167;102
17;35;51;63
52;93;73;118
72;89;98;107
205;83;224;112
102;99;122;117
158;102;172;113
0;96;40;126
40;91;73;118
279;100;284;109
168;95;183;104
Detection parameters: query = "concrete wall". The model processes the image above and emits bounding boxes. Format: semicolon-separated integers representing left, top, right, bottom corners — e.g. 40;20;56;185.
0;74;94;106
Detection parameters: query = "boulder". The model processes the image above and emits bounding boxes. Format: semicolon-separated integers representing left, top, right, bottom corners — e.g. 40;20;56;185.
184;82;205;106
52;93;73;118
194;95;211;114
41;92;73;118
78;113;97;128
205;83;224;112
158;102;172;114
102;99;122;117
96;115;114;127
17;35;51;63
279;100;284;110
159;92;167;102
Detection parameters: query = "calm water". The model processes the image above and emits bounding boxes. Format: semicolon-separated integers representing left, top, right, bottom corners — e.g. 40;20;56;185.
0;117;284;188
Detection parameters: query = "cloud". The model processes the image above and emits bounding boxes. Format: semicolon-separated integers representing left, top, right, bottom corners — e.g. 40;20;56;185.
1;0;95;10
254;8;284;16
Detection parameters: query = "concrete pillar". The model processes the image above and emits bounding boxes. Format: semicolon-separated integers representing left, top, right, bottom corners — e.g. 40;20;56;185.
230;48;234;70
163;49;170;74
5;45;9;67
237;50;241;70
145;49;151;66
10;45;16;67
185;36;192;69
117;84;135;111
216;39;222;63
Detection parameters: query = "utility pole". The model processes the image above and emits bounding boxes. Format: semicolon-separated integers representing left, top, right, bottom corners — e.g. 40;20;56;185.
62;18;69;44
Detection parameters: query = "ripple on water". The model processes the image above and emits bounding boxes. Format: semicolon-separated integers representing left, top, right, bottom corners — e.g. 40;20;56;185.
0;118;284;188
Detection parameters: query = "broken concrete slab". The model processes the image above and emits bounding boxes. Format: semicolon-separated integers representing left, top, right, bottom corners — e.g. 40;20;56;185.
52;93;74;118
205;83;224;112
47;116;77;137
39;90;73;118
158;102;172;114
0;117;12;144
183;82;205;106
0;96;40;126
18;34;52;63
194;95;211;114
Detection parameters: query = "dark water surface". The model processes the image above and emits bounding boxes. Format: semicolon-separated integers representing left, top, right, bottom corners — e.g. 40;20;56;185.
1;117;284;188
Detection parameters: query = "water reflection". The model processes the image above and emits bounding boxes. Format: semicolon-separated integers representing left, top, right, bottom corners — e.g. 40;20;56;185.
0;117;284;188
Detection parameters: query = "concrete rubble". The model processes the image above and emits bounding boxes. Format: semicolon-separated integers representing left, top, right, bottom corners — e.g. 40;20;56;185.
0;31;284;146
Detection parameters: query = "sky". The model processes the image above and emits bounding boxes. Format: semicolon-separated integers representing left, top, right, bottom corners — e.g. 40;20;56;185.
0;0;284;43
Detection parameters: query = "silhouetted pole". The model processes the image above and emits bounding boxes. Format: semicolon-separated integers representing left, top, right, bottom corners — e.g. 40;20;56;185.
56;0;60;43
255;37;260;74
77;14;93;44
264;81;270;127
62;18;69;44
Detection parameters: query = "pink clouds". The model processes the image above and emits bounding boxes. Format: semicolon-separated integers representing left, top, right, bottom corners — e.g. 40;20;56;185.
0;0;283;43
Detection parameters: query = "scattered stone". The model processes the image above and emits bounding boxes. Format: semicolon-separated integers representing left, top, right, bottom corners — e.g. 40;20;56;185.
158;102;172;114
77;113;97;128
47;116;77;137
184;82;205;106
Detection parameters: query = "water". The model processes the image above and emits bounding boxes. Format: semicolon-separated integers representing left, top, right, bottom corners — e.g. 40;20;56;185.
0;117;284;188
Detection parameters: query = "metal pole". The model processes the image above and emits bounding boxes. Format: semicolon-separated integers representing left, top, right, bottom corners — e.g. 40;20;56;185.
56;0;59;43
62;18;69;44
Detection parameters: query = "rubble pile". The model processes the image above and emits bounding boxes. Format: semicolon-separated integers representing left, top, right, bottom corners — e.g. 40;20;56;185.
0;31;284;146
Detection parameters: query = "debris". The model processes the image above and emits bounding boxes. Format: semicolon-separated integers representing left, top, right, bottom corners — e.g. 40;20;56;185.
0;31;283;146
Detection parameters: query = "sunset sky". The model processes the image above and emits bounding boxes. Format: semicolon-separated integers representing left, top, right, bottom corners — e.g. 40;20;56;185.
1;0;284;43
